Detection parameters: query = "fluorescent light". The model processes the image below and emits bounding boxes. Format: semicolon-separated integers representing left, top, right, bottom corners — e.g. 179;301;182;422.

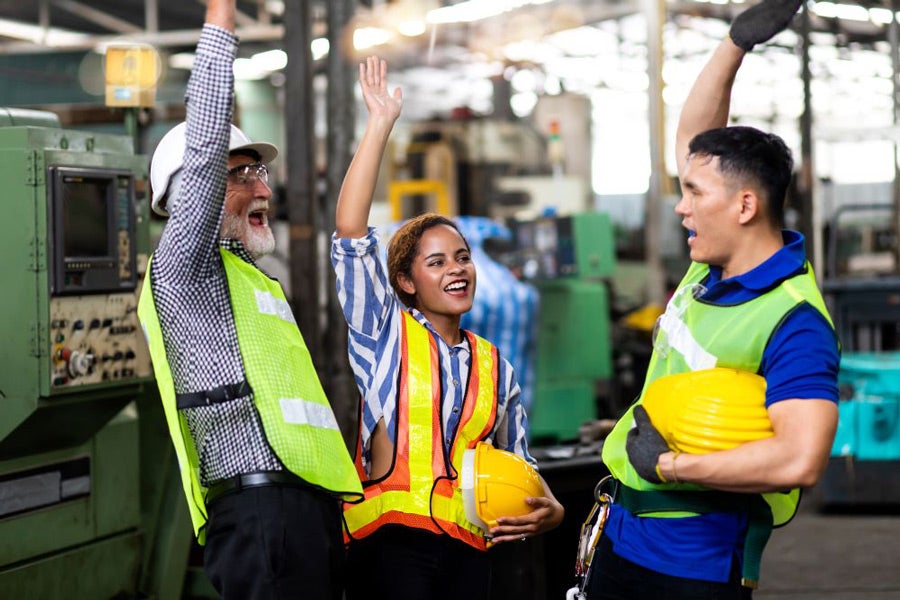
427;0;554;25
812;2;875;22
233;57;267;80
398;20;427;37
311;37;329;60
0;17;87;46
353;27;392;50
252;49;287;71
169;52;195;70
869;7;894;25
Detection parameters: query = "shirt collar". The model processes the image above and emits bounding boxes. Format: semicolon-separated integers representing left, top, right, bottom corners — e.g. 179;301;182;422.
408;307;469;350
705;230;806;296
220;238;260;268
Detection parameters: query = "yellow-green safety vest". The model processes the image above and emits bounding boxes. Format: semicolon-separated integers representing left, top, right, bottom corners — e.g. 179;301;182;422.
138;249;362;543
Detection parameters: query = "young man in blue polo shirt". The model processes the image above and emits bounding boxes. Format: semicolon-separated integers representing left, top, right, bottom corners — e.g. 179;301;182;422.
587;0;840;598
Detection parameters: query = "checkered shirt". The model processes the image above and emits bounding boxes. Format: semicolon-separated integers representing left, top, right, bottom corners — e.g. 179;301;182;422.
149;24;281;486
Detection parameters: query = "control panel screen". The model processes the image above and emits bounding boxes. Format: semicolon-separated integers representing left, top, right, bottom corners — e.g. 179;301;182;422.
62;176;110;258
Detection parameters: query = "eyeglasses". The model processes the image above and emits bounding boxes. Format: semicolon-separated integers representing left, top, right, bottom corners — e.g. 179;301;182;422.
227;162;269;186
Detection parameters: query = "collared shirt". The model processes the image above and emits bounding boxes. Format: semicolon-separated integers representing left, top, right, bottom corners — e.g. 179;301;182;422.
331;228;533;472
605;230;840;583
149;24;280;485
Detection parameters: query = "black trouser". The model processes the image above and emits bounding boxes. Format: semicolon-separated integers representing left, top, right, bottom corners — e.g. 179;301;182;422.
204;485;344;600
345;525;491;600
586;535;753;600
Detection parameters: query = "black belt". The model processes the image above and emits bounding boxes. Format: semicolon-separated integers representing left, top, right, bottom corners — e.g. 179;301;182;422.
206;471;306;506
177;380;252;410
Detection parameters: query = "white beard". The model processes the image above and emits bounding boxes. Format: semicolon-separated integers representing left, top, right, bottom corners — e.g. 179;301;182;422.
221;212;276;260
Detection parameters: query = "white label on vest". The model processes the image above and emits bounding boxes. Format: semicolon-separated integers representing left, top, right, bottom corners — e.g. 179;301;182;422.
280;398;341;430
255;289;297;324
658;310;716;370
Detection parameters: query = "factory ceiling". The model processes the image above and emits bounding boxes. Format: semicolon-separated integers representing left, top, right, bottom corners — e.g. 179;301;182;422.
1;1;894;56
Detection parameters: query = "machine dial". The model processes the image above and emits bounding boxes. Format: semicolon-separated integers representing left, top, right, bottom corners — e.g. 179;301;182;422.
67;350;96;378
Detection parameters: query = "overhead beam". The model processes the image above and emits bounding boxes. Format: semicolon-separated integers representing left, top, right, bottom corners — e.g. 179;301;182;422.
0;23;284;54
51;0;142;34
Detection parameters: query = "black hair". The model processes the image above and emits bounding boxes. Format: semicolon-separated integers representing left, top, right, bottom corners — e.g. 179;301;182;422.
688;126;792;228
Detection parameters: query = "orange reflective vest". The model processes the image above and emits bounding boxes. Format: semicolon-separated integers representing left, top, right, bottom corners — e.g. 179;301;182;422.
343;311;499;550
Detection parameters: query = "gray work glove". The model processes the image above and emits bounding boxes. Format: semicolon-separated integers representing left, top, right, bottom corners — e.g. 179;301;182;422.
625;405;670;484
729;0;802;52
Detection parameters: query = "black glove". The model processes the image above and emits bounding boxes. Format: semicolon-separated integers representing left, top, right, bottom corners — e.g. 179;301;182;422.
625;405;671;484
729;0;802;52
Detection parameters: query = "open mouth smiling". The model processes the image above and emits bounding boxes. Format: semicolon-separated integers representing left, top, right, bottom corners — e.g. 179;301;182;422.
444;280;467;293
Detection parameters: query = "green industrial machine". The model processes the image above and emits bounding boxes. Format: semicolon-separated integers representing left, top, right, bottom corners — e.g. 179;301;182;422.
0;107;180;597
510;212;615;442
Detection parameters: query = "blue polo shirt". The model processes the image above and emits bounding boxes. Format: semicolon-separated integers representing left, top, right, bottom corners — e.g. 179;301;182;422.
603;230;840;583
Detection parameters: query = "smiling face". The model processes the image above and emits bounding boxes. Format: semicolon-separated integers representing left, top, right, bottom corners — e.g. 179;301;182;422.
675;154;746;271
221;152;275;259
397;223;476;331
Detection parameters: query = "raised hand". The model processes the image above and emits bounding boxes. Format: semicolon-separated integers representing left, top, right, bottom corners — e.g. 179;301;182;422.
359;55;402;123
729;0;802;52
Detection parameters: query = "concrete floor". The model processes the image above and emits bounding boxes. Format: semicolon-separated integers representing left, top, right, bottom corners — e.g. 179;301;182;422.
757;486;900;600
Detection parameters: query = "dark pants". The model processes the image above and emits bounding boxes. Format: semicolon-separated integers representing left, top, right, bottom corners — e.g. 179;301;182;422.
204;485;344;600
345;525;491;600
586;535;753;600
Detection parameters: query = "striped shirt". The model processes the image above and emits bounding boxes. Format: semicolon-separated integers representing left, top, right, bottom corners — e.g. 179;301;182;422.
331;228;534;474
149;24;281;485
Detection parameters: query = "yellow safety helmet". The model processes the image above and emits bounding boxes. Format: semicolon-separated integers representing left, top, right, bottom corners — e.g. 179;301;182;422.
460;442;543;531
641;367;773;454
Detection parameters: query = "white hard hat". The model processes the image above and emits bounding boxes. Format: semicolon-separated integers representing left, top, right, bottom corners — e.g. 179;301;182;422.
149;122;279;217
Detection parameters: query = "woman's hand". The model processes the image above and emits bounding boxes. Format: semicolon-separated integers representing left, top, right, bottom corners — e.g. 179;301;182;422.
487;477;565;544
360;55;402;123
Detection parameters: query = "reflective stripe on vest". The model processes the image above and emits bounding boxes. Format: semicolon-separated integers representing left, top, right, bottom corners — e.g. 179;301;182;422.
603;260;835;525
342;311;499;550
138;250;363;544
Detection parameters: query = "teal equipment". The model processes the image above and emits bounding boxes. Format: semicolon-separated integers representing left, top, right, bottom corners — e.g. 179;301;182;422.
0;108;166;597
821;204;900;506
509;212;615;442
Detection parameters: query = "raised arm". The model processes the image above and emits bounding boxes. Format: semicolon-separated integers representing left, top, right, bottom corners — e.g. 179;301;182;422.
335;56;403;238
205;0;235;31
675;0;802;175
152;0;236;280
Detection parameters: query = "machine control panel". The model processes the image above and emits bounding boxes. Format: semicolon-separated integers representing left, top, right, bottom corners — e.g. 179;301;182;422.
48;293;151;389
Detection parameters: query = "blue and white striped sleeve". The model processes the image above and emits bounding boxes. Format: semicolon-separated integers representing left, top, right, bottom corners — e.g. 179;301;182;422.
494;357;536;467
331;228;394;339
331;228;403;466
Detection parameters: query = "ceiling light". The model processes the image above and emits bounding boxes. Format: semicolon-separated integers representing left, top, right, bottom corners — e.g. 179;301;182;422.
233;57;267;80
398;20;427;36
812;2;871;22
311;37;330;60
252;49;287;71
354;27;392;50
0;17;87;46
427;0;554;25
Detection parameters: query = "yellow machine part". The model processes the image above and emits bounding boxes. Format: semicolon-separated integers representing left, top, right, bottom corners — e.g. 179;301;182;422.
642;367;773;454
461;442;543;531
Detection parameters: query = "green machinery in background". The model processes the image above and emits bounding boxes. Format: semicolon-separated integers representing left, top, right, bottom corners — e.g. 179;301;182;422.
0;108;192;598
509;212;615;442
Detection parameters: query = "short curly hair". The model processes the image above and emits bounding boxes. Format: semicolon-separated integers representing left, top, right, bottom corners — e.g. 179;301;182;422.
386;213;470;309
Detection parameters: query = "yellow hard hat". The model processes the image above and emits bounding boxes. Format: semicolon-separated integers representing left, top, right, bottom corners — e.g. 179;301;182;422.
641;368;773;454
460;442;543;531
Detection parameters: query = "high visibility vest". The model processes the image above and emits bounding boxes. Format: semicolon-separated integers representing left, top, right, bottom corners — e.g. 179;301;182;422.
342;311;499;550
138;249;362;544
603;260;836;524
